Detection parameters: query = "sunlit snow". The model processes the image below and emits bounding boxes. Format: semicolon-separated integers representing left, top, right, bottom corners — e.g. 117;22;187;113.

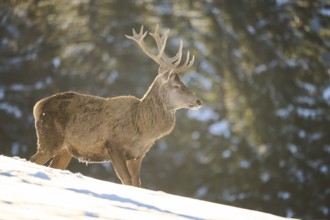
0;156;296;220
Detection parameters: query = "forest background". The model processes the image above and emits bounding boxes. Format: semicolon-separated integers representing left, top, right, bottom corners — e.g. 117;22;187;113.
1;0;329;219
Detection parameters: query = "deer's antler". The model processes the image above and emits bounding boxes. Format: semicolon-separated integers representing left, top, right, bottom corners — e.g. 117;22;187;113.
126;25;194;74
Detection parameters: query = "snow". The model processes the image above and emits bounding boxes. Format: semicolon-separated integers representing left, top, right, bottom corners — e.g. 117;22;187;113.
0;102;22;118
319;8;330;17
208;119;230;137
0;156;297;220
296;107;324;119
188;107;218;121
276;0;289;7
323;85;330;105
255;64;267;74
52;57;61;68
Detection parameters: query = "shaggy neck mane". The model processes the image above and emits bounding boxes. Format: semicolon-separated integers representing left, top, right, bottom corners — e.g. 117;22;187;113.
136;80;175;139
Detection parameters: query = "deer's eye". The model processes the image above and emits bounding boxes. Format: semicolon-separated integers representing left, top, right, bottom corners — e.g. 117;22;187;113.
174;85;180;89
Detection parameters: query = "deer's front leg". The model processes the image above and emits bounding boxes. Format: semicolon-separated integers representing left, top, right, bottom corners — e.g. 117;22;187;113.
107;148;132;185
127;156;144;187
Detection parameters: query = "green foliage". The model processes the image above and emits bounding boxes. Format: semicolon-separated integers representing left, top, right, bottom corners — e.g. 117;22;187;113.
1;0;329;219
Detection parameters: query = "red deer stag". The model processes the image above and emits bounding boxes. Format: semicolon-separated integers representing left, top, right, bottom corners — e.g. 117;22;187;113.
30;25;202;187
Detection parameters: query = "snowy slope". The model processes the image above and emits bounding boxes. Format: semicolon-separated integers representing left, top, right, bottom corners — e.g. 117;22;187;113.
0;156;297;220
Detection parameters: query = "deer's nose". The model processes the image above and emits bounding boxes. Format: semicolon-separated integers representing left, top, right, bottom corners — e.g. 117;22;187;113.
196;99;202;106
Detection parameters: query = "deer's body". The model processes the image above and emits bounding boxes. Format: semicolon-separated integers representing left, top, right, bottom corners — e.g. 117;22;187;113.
30;25;201;186
33;82;175;163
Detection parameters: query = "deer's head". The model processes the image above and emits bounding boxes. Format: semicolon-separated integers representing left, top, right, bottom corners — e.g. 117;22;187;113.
126;25;202;111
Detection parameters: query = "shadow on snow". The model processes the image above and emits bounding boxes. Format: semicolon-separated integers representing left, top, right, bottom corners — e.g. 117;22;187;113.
66;188;203;220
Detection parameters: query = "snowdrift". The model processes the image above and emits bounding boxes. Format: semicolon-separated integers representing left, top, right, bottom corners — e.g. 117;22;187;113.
0;156;297;220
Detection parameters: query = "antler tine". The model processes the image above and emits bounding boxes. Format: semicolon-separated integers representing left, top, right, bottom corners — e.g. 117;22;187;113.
125;26;147;42
150;25;170;61
176;53;195;73
126;26;171;69
173;40;183;66
156;30;169;59
183;50;191;67
126;25;194;73
150;26;183;66
149;24;161;49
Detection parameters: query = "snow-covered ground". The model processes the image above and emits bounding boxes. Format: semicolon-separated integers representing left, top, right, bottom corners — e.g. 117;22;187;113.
0;156;297;220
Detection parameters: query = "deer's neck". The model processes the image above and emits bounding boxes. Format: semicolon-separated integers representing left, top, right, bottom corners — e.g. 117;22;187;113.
137;86;175;139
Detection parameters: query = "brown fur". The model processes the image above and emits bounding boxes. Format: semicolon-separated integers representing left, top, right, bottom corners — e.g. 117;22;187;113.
30;73;202;186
